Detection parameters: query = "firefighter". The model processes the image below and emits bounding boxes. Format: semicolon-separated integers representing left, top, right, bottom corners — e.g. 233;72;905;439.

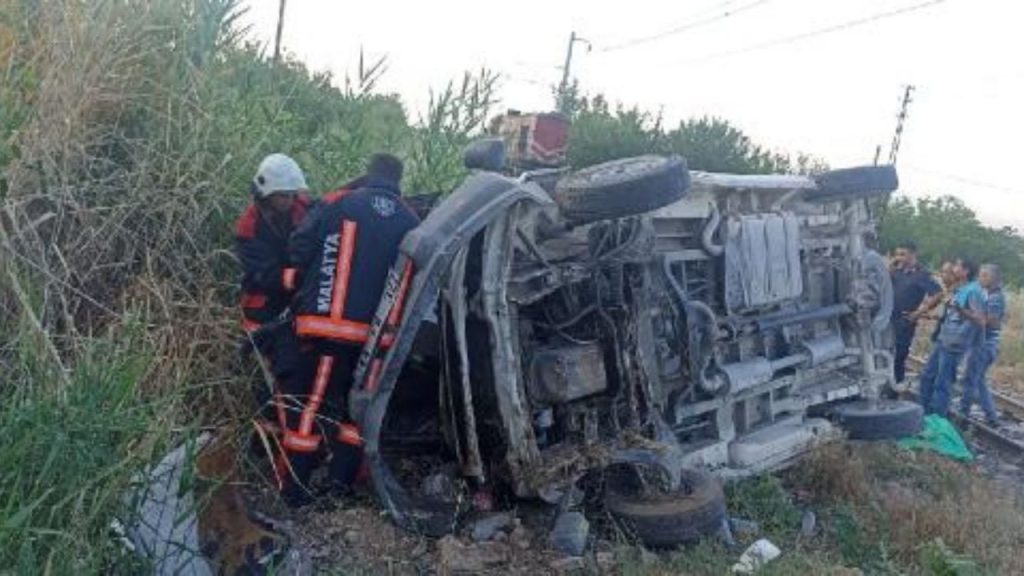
277;153;419;506
235;153;311;332
235;154;312;428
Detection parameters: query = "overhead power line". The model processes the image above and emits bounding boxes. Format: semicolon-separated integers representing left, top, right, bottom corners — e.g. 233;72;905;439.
904;165;1024;196
673;0;948;65
600;0;774;53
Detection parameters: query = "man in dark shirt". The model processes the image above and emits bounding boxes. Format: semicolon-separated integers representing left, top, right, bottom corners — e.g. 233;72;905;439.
890;241;942;383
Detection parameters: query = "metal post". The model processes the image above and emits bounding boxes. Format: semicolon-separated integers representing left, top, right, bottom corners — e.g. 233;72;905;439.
556;32;578;113
273;0;287;64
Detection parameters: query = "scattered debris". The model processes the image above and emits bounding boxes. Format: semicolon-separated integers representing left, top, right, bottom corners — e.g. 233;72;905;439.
732;538;781;574
729;517;762;539
639;547;660;566
437;535;509;574
550;511;590;556
511;520;533;551
422;470;461;503
548;555;585;572
800;510;817;538
898;415;974;461
119;436;214;576
470;512;514;542
719;516;737;548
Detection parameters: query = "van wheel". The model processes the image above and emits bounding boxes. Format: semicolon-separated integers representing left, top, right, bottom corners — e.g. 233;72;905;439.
605;467;726;548
806;165;899;202
835;399;923;440
553;155;689;224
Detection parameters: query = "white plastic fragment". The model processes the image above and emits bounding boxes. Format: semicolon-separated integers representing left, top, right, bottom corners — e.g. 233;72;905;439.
731;538;781;574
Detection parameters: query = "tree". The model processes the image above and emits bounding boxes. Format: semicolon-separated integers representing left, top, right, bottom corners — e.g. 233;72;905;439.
879;196;1024;286
561;91;824;175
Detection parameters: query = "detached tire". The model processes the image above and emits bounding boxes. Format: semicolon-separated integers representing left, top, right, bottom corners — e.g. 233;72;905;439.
554;155;689;224
806;165;899;202
835;399;923;440
605;467;726;548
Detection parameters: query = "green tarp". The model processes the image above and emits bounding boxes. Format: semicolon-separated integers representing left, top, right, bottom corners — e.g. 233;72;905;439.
898;415;974;462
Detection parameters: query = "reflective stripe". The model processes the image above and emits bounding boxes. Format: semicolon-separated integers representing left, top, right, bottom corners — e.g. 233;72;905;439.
386;261;414;326
282;430;321;453
379;261;413;350
282;267;298;291
330;220;358;320
299;355;334;435
366;358;383;394
242;318;262;332
241;293;267;308
337;423;363;446
295;315;370;343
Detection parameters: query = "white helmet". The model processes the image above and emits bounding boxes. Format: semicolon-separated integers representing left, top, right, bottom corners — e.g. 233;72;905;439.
252;153;308;198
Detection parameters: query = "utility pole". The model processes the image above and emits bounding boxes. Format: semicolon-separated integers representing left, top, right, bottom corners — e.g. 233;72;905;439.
273;0;287;64
887;85;915;166
557;31;591;113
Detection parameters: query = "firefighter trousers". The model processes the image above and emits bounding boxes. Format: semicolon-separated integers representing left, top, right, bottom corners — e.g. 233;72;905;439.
274;339;364;503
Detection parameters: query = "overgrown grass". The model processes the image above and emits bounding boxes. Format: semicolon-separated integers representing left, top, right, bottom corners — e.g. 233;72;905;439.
0;319;187;573
0;0;500;570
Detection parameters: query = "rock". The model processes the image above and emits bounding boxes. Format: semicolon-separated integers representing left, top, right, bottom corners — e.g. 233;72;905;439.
729;517;761;539
437;535;509;574
276;546;313;576
511;524;532;550
548;556;585;572
800;511;817;538
550;511;589;557
470;512;514;542
827;568;863;576
718;517;736;549
595;551;616;572
422;472;459;503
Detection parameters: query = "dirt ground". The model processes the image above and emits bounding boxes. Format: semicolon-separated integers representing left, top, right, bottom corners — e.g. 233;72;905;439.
232;432;1024;575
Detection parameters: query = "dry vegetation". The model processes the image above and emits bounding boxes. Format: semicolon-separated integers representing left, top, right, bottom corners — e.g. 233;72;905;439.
628;442;1024;575
0;0;494;570
990;291;1024;396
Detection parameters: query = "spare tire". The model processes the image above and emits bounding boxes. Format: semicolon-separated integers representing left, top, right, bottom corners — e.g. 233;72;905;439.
553;155;689;224
605;467;726;548
835;399;923;440
806;165;899;202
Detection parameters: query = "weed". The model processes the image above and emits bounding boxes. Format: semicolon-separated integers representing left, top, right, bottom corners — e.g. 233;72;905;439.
919;539;986;576
726;474;802;540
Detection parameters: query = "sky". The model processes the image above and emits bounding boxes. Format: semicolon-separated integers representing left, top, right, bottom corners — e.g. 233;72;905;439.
242;0;1024;230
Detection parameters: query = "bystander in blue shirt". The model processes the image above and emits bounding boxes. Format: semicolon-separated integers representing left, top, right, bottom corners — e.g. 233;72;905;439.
919;276;987;417
960;267;1006;424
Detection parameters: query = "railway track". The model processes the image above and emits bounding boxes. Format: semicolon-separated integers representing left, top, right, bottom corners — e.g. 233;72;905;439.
907;354;1024;459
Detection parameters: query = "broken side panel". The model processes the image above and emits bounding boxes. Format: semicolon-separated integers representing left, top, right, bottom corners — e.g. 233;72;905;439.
724;213;804;312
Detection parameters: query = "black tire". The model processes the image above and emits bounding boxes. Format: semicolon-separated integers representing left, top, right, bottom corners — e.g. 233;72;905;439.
605;467;726;548
553;155;689;224
806;165;899;202
835;399;923;440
